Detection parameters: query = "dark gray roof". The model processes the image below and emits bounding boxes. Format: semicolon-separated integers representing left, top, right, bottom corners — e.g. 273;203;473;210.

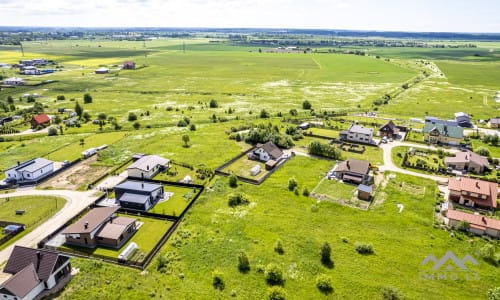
349;124;373;135
115;180;163;193
425;116;458;126
256;141;283;159
6;158;53;173
0;263;40;298
118;193;150;204
127;155;169;172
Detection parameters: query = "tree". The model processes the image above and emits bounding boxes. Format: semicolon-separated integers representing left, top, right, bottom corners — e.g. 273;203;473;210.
274;239;284;255
289;109;298;116
26;95;35;103
238;251;250;273
189;124;196;131
475;146;490;157
177;119;188;127
182;134;190;147
265;263;284;286
97;113;107;129
53;115;62;125
302;187;310;196
302;100;312;109
6;96;14;104
83;93;93;104
321;242;333;267
288;177;297;191
491;135;499;146
480;243;495;261
82;112;91;122
128;112;137;121
133;121;140;130
267;286;286;300
47;127;58;136
487;287;500;300
75;101;83;118
209;99;218;108
228;174;238;188
212;270;225;290
228;193;250;207
260;109;270;118
316;274;333;294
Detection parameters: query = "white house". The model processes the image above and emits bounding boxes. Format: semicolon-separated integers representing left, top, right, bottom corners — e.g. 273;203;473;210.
2;77;25;85
0;246;71;300
249;141;283;162
126;155;170;179
4;158;54;183
340;124;374;144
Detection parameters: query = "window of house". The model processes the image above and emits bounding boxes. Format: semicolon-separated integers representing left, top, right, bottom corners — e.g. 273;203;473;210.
98;237;103;240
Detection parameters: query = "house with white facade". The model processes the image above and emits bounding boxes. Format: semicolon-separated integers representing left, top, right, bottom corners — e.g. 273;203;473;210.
126;155;170;179
4;158;54;183
248;141;283;162
340;124;374;144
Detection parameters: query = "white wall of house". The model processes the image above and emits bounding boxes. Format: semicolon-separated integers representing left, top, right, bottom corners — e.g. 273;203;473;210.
20;164;53;181
127;167;159;179
5;168;19;181
0;281;45;300
346;132;372;143
485;228;500;238
254;148;271;162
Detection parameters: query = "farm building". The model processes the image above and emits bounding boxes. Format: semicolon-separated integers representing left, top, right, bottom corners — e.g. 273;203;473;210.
444;151;490;174
0;246;71;300
4;158;54;183
447;177;498;210
95;67;109;74
378;120;399;138
445;209;500;238
63;206;137;248
31;113;51;128
357;184;373;200
332;158;370;185
248;141;283;162
115;180;164;211
2;77;25;85
123;61;136;69
126;155;170;179
340;124;374;144
423;117;463;145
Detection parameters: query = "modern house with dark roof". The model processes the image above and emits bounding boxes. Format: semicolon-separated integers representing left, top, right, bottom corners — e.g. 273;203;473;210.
378;120;399;138
31;113;50;128
332;158;370;184
445;209;500;238
4;158;54;183
444;151;491;174
448;177;498;210
454;112;473;128
62;206;137;248
114;180;164;211
0;246;71;300
248;141;284;163
126;155;170;179
340;124;374;144
423;117;463;145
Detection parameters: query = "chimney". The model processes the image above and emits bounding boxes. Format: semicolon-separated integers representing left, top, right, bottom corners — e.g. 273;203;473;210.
17;161;20;166
482;216;486;224
35;251;41;272
346;160;350;169
84;221;89;229
476;182;480;189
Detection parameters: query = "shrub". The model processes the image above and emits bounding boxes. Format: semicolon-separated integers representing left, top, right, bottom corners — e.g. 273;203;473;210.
228;193;250;207
302;187;310;196
133;121;140;130
487;287;500;300
209;99;218;108
289;109;298;116
265;263;284;285
189;124;196;131
457;220;470;232
267;286;286;300
177;119;188;127
228;174;238;188
83;93;92;104
294;187;299;195
476;146;490;157
316;274;333;294
260;109;270;118
480;243;495;261
302;100;312;109
355;242;374;254
56;95;65;100
183;116;190;124
321;242;333;267
274;239;284;255
47;127;58;136
238;251;250;273
288;177;297;191
128;112;137;121
382;286;406;300
212;270;225;290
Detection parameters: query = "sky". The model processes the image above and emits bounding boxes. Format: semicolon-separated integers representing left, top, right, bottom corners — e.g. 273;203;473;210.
0;0;499;33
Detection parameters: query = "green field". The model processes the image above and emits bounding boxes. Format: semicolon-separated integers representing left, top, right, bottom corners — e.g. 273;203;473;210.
150;186;198;216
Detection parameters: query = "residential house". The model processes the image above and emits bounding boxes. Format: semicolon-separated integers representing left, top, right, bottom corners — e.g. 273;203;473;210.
455;112;473;128
0;246;71;300
95;67;109;74
4;158;54;183
445;209;500;238
340;124;374;144
115;180;164;211
378;120;399;138
444;151;490;174
423;117;463;145
31;113;50;128
63;206;137;248
448;177;498;210
488;118;500;129
248;141;283;162
333;158;370;184
123;61;136;69
126;155;170;179
2;77;25;85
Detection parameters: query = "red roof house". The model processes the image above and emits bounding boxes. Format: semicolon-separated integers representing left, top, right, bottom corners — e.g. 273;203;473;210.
448;177;498;209
31;114;50;128
446;209;500;238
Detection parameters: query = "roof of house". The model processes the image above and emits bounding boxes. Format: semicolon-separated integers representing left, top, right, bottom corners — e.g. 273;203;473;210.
444;151;490;168
96;217;136;240
454;112;470;119
425;116;458;126
115;180;163;193
126;155;169;172
348;124;373;135
95;67;109;72
447;209;500;231
63;206;119;234
0;263;40;298
448;177;498;208
3;77;25;82
489;118;500;124
379;120;399;133
3;246;69;282
335;158;370;175
358;184;373;193
256;141;283;159
32;114;50;125
6;158;53;173
123;61;135;65
423;121;464;139
118;192;150;204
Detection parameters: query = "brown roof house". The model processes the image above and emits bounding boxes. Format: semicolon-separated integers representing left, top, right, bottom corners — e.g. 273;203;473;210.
0;246;71;300
448;177;498;210
332;158;370;184
446;209;500;238
31;113;50;129
248;141;284;163
444;151;490;174
63;206;137;248
378;120;400;138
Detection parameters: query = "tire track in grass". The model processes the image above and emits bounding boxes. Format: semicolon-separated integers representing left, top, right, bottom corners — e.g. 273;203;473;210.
311;57;322;69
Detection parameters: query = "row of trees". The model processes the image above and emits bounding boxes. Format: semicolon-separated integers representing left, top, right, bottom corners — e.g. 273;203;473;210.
307;140;342;159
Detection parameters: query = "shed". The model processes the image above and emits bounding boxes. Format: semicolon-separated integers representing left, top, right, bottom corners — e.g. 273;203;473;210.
265;160;277;170
250;165;261;176
357;184;372;200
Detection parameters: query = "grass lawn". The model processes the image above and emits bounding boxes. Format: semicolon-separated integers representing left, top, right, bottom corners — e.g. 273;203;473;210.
308;127;341;138
150;185;199;216
470;138;500;158
154;165;206;185
392;146;449;172
221;156;269;181
312;178;357;201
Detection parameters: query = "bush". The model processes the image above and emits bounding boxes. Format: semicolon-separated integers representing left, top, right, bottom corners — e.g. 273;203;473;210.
83;93;93;104
128;112;137;121
47;127;58;136
133;121;140;130
302;100;312;109
321;242;333;267
189;124;196;131
476;146;490;157
355;242;374;254
177;119;188;127
294;187;299;195
212;270;225;290
56;95;65;100
316;274;333;294
267;286;286;300
289;109;298;116
302;187;310;196
228;193;250;207
265;263;284;285
288;177;298;191
308;140;341;159
238;251;250;273
260;109;270;118
487;287;500;300
382;286;406;300
480;243;495;261
274;239;284;255
209;99;218;108
228;174;238;188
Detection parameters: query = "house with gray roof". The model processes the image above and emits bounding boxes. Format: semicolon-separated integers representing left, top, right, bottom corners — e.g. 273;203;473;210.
423;117;464;145
114;180;164;211
340;124;374;144
0;246;71;300
445;150;490;174
4;158;54;183
126;155;170;179
454;112;472;128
